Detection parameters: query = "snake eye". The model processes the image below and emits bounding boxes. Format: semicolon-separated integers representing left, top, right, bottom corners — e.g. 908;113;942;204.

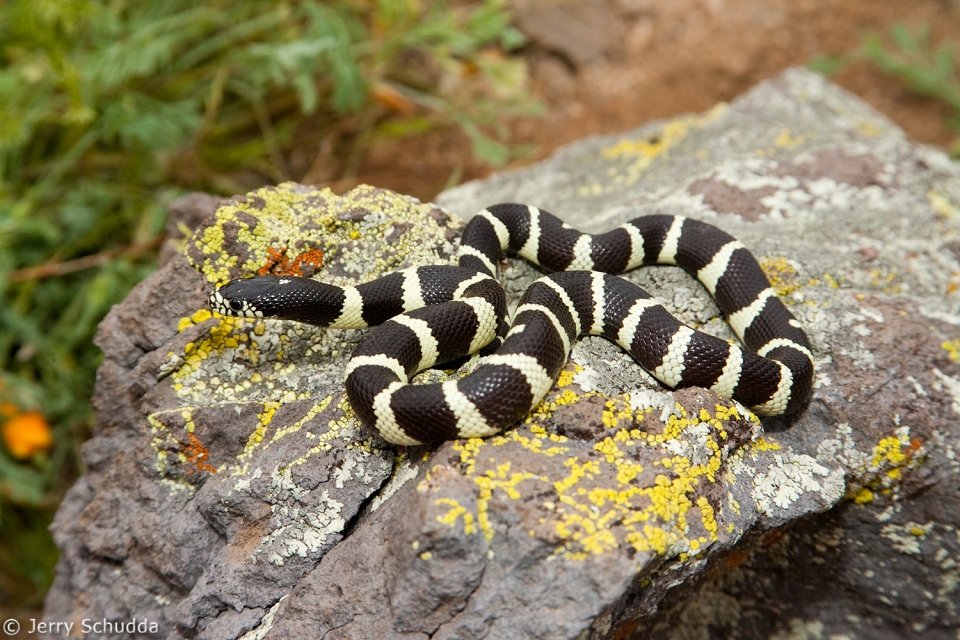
230;299;244;312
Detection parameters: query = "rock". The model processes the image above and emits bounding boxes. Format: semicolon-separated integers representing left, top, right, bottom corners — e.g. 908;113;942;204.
44;68;960;639
512;0;627;67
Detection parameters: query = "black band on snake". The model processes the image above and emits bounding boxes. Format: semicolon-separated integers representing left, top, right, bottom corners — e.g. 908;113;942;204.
209;204;815;445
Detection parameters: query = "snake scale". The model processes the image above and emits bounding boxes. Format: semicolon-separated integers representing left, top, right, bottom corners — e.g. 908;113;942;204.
209;204;814;445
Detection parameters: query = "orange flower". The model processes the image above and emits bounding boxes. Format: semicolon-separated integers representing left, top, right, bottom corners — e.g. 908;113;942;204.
2;411;53;459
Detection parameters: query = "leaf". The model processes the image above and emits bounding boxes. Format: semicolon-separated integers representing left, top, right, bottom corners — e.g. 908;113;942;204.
457;117;509;167
304;4;367;113
807;55;847;77
91;6;218;89
862;25;960;112
0;452;47;506
98;93;203;150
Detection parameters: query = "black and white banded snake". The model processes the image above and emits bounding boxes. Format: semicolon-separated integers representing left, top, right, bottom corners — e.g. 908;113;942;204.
208;204;814;445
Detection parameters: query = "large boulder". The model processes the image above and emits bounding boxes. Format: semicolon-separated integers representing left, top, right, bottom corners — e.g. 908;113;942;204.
44;68;960;639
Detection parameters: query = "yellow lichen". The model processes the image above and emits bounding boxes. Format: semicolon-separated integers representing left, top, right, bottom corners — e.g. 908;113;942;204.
556;364;582;387
269;396;331;445
872;436;907;468
177;309;214;333
929;189;956;219
229;402;280;476
760;257;803;298
435;497;477;535
775;128;805;148
438;403;745;559
942;339;960;363
749;436;781;452
580;105;727;195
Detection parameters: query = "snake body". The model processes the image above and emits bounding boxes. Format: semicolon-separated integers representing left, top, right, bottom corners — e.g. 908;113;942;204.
209;204;814;445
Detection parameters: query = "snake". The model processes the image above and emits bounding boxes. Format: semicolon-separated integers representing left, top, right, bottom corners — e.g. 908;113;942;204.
209;204;814;445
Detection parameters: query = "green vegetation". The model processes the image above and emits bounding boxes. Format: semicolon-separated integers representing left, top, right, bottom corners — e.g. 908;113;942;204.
862;25;960;155
0;0;534;612
811;24;960;156
862;25;960;111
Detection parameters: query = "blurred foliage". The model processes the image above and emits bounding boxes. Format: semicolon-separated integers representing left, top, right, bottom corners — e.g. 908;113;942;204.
806;54;847;77
0;505;58;612
862;25;960;115
811;24;960;157
0;0;535;611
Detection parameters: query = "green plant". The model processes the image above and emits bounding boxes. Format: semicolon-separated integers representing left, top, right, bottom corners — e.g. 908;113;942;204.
863;25;960;110
861;24;960;155
809;25;960;156
807;54;847;77
0;0;535;612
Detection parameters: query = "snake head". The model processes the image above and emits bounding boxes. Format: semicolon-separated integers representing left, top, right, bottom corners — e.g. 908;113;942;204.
209;275;348;326
209;276;293;318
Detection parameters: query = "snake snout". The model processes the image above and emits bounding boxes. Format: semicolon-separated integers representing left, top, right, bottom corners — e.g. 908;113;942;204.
208;278;277;318
207;285;239;314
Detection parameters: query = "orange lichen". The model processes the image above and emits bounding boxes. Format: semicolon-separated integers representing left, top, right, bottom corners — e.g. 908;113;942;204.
2;411;53;459
257;246;325;277
184;431;216;474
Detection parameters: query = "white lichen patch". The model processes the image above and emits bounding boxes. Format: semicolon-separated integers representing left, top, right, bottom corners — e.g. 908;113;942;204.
752;452;844;513
628;388;678;420
663;422;713;468
571;364;601;392
919;304;960;326
369;454;420;512
237;596;288;640
252;469;348;567
816;423;872;470
232;466;263;494
880;521;935;556
711;156;800;192
769;618;828;640
933;368;960;415
568;337;660;397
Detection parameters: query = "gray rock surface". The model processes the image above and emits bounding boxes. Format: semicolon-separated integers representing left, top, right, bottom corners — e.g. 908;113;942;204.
45;68;960;639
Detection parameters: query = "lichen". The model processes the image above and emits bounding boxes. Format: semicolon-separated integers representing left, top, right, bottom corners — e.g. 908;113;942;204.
430;392;767;560
153;184;457;498
252;480;347;567
928;189;957;219
579;104;728;195
943;339;960;364
880;521;935;556
750;452;842;513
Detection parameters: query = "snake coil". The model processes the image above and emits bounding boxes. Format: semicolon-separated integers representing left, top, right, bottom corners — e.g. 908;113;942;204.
210;204;814;445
